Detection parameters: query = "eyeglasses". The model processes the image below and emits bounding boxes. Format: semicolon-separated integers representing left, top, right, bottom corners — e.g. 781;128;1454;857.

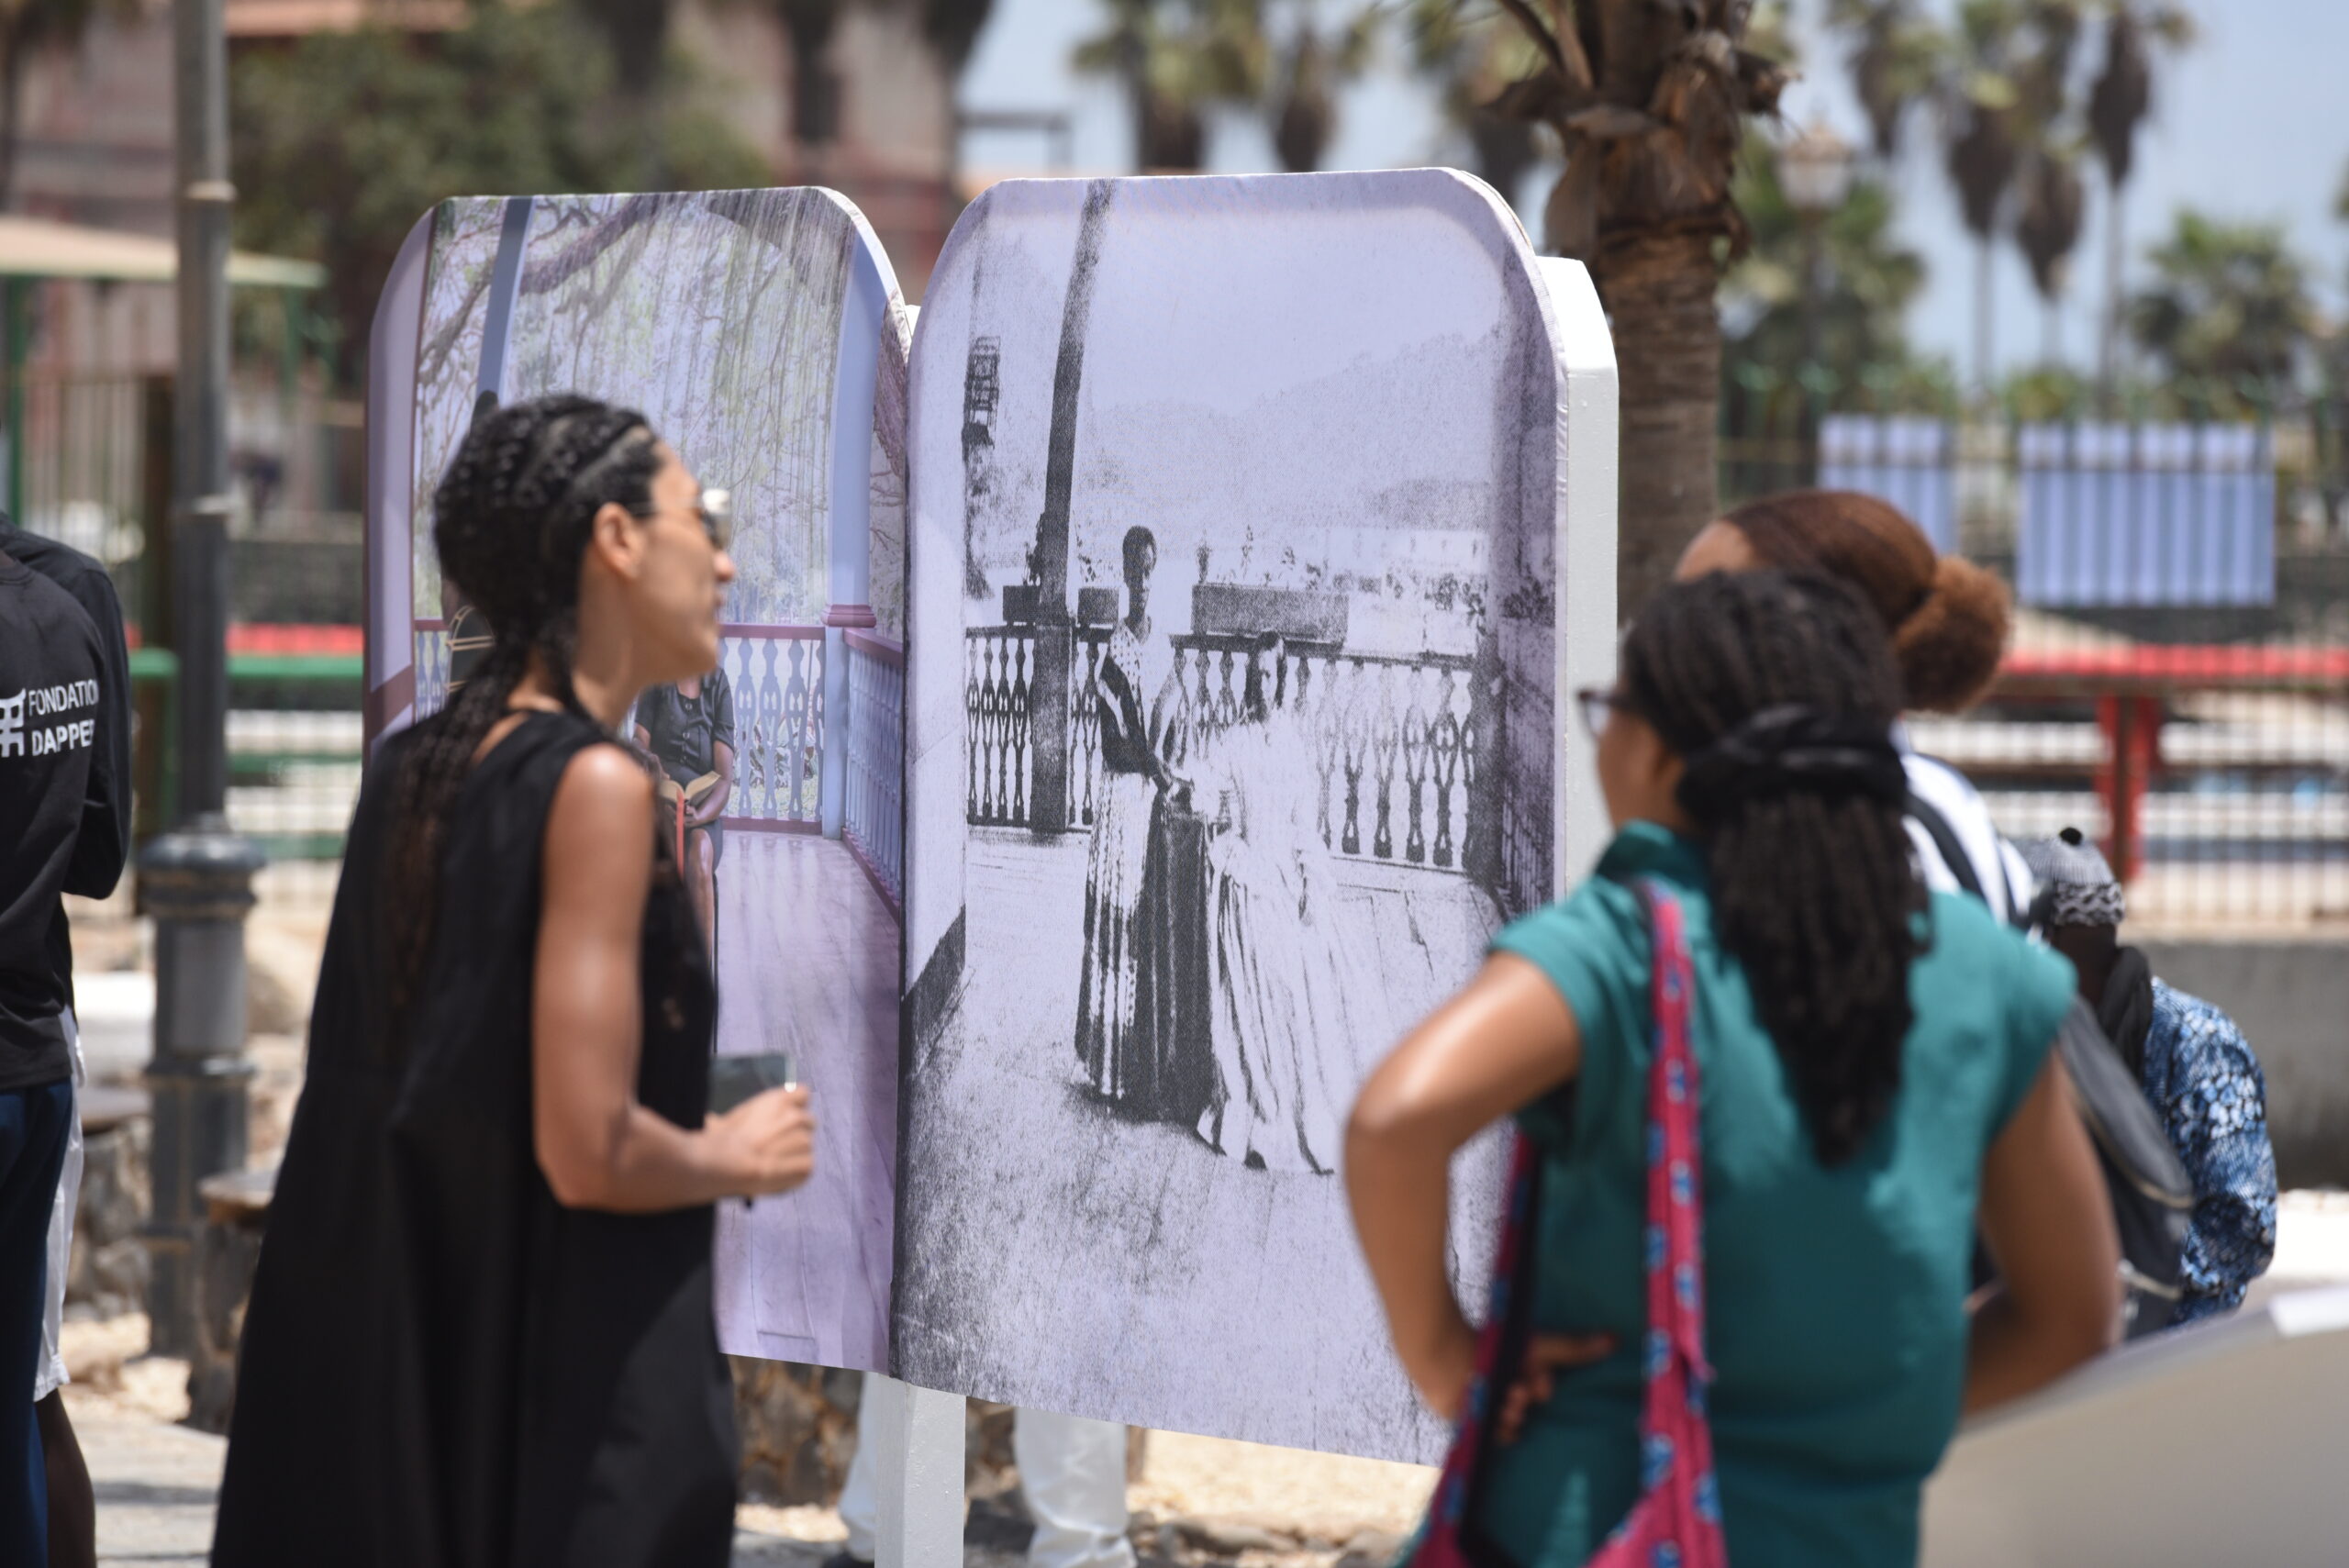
1575;686;1631;738
631;487;734;551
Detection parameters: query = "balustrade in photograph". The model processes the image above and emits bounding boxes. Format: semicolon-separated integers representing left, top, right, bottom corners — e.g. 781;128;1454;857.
964;625;1493;879
720;628;825;828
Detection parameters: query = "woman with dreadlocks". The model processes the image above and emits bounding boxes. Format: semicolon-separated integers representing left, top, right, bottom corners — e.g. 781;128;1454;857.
1351;572;2119;1568
213;395;814;1567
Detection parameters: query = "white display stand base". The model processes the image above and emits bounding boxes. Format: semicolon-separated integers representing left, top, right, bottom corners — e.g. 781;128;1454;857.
1920;1286;2349;1566
863;1373;966;1568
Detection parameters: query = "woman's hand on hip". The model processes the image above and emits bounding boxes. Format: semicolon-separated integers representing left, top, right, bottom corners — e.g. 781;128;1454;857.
707;1085;817;1197
1496;1332;1617;1444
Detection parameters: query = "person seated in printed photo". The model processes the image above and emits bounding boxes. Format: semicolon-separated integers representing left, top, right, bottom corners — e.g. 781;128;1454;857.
634;667;735;951
2018;828;2278;1324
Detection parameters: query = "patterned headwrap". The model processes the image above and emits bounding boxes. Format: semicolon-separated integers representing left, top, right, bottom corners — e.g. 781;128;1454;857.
2015;827;2126;929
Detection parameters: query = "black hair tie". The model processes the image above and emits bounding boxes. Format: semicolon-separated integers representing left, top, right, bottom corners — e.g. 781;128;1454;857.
1675;704;1905;823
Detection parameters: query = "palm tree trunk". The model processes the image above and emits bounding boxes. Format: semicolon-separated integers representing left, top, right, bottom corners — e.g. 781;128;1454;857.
2099;172;2126;413
1974;239;1996;395
1598;231;1721;620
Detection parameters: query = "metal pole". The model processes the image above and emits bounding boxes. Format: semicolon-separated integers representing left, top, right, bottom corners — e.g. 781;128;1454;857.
140;0;262;1360
6;276;27;527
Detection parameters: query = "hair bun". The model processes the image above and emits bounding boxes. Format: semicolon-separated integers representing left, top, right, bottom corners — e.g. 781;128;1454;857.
1891;555;2010;713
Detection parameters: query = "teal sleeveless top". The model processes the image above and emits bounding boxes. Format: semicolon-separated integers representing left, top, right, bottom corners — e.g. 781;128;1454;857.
1475;823;2074;1568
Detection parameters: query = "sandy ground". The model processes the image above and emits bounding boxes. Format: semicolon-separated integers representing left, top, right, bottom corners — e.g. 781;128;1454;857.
60;1309;1427;1568
53;878;2349;1564
63;1190;2349;1566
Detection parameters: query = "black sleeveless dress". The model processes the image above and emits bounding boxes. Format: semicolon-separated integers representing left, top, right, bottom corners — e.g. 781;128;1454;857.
214;711;736;1567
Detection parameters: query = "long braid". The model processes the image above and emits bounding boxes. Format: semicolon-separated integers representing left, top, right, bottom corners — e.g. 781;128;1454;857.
1623;571;1925;1165
385;395;662;1026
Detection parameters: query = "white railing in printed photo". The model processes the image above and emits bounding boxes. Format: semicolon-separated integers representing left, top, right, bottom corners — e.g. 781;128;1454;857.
407;620;824;828
719;627;826;828
843;629;905;913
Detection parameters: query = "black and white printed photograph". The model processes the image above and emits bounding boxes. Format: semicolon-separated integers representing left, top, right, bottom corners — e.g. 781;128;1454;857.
898;170;1572;1461
392;188;912;1373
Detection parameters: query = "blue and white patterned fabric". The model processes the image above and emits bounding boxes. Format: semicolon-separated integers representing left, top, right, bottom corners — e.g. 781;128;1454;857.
2142;980;2277;1323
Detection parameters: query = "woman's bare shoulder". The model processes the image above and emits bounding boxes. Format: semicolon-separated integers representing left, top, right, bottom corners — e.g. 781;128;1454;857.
549;741;656;839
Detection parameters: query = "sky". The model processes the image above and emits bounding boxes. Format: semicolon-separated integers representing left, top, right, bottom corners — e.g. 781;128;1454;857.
956;0;2349;382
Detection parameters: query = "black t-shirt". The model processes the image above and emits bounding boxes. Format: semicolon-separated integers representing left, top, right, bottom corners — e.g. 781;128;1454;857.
1;522;132;1014
0;546;118;1088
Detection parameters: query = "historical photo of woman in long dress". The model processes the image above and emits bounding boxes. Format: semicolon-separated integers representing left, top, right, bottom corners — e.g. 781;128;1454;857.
898;170;1572;1461
1189;651;1388;1174
1074;526;1184;1110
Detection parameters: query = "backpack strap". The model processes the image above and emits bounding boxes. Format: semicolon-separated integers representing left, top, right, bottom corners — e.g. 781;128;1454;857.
1904;786;2032;931
1904;786;1982;900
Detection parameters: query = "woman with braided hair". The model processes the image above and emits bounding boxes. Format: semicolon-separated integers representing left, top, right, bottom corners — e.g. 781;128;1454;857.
214;395;814;1566
1351;571;2119;1568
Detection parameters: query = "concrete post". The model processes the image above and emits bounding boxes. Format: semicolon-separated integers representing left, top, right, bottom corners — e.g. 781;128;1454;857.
863;1373;965;1568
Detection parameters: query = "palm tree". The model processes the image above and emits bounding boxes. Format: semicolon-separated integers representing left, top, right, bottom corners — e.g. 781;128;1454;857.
2014;149;2085;362
1832;1;2088;395
1943;83;2019;394
2128;210;2317;416
2087;2;2193;406
2007;3;2087;366
1400;0;1547;207
1465;0;1790;616
1938;0;2066;396
1266;1;1375;173
1075;0;1268;172
1833;0;1943;161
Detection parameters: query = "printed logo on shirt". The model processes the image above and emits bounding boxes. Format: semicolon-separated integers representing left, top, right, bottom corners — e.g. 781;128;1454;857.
0;678;98;761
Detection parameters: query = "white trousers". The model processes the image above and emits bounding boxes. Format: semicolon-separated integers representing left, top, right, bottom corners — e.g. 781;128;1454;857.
33;1012;83;1403
838;1385;1133;1568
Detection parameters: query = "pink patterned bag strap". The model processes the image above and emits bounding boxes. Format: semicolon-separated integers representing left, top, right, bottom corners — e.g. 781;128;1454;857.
1402;1130;1542;1568
1406;879;1725;1568
1585;879;1727;1568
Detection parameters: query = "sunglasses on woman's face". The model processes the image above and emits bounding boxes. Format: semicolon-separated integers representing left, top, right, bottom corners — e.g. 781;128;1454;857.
632;487;734;552
1575;686;1632;739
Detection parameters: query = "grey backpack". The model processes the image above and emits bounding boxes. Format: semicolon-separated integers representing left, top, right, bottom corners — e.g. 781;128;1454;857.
1906;788;2194;1339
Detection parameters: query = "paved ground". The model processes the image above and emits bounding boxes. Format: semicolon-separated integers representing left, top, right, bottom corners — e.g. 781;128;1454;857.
59;1315;1427;1568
